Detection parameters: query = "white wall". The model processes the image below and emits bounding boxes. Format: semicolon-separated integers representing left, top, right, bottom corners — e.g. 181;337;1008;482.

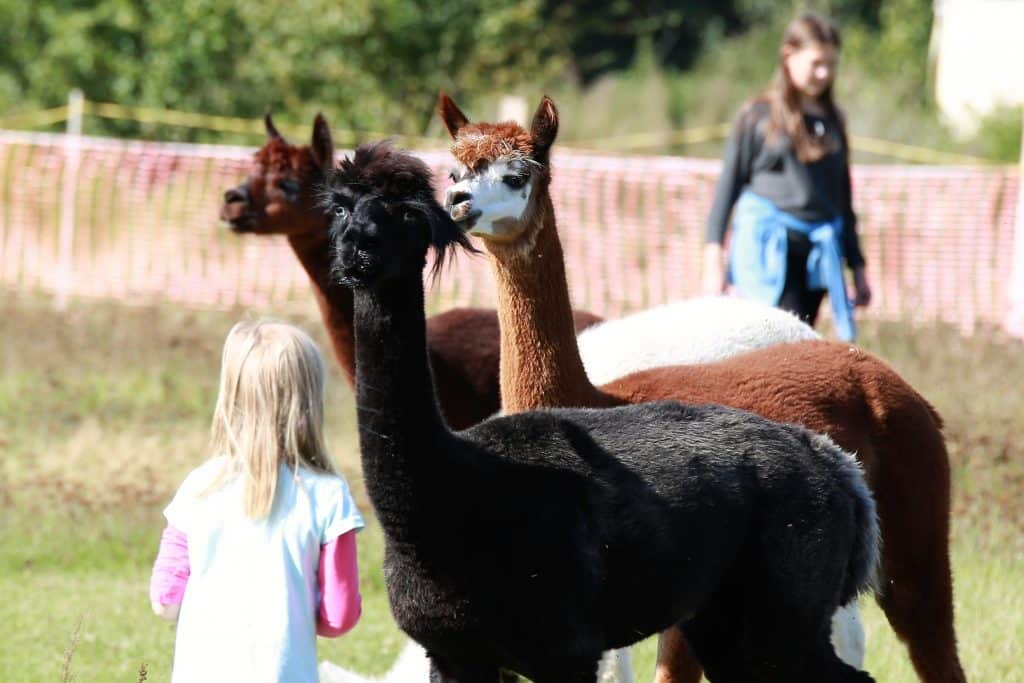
931;0;1024;135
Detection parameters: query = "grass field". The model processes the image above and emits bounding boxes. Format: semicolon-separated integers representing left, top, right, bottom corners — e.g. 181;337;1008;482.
2;296;1022;682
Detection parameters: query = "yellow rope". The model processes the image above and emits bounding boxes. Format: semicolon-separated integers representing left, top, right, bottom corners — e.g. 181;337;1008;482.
82;101;442;148
848;134;995;166
0;99;1001;164
0;105;70;129
575;123;733;151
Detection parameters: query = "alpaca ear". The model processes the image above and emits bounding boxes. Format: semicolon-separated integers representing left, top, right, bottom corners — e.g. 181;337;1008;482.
264;111;284;141
310;113;334;171
530;96;559;160
437;92;470;139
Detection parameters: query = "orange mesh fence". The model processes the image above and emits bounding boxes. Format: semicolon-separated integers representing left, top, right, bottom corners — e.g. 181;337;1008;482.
1;130;1019;337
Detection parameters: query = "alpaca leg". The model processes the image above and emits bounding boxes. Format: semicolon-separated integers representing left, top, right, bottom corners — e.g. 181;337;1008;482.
796;637;876;683
531;656;603;683
428;656;502;683
653;626;703;683
737;612;874;683
679;613;759;683
872;441;967;683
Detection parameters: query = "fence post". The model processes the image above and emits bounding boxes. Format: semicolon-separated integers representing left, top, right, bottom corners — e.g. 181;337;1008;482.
497;95;528;125
54;88;83;311
1006;108;1024;337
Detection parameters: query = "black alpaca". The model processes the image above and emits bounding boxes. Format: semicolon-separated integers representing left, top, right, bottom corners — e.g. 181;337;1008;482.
324;141;879;683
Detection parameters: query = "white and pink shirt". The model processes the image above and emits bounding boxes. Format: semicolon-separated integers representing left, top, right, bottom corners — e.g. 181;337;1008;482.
150;457;364;683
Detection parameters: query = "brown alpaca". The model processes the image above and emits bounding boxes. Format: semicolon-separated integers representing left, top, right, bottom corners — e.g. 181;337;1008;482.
439;93;966;683
218;113;602;429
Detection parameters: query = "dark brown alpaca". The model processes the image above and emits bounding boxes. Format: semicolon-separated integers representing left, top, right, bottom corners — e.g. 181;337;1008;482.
439;93;966;683
218;113;602;429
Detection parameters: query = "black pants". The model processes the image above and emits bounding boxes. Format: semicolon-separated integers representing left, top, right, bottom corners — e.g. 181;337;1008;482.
777;230;826;326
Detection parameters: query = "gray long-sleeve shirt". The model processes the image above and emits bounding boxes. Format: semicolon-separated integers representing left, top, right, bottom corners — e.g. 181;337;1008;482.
705;102;865;269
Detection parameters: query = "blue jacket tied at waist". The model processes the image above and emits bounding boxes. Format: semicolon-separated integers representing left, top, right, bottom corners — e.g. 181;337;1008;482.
728;191;856;341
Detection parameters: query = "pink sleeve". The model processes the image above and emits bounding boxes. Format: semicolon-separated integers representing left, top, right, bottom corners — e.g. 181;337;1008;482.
150;525;190;606
317;530;362;638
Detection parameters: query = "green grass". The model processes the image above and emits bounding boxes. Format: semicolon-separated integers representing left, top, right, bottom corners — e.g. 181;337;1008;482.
2;296;1022;681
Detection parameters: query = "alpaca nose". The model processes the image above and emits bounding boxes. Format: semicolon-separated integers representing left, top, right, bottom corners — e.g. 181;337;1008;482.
224;186;249;205
446;188;472;211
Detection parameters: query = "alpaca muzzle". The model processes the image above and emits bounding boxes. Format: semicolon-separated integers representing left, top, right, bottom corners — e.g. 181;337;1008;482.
220;185;254;231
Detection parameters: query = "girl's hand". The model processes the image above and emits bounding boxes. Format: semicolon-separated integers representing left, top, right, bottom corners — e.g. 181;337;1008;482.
852;267;872;307
152;600;181;622
702;243;727;296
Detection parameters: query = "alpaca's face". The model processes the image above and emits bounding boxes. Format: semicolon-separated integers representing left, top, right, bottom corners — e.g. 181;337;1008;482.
438;94;558;253
220;115;333;239
445;157;535;243
325;142;469;290
327;191;425;288
221;146;316;236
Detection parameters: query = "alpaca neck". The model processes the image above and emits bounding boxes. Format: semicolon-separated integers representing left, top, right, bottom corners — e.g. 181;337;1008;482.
352;274;452;532
288;231;356;388
489;194;612;411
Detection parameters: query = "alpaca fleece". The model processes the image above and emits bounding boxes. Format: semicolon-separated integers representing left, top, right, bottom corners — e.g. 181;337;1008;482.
326;141;878;682
439;92;965;683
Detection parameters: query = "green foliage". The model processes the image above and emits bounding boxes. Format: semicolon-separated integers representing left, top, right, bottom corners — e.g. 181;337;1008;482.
1;0;566;140
543;0;735;81
1;0;1015;160
970;105;1023;162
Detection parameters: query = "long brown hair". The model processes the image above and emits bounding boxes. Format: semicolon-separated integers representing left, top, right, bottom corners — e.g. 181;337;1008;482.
758;13;846;163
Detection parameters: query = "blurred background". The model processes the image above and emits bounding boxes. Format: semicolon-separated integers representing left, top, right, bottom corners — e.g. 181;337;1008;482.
1;1;1022;681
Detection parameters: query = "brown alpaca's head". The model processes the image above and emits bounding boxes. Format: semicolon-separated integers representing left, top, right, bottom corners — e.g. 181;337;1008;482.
437;93;559;250
323;141;473;290
220;112;334;239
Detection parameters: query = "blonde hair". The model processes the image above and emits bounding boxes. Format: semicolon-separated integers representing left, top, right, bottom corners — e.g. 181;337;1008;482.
206;319;337;519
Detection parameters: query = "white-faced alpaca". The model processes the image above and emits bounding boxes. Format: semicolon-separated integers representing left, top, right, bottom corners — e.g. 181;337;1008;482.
324;141;878;683
439;93;963;683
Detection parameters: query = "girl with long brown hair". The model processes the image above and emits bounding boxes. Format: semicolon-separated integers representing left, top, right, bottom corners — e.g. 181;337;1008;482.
703;13;872;340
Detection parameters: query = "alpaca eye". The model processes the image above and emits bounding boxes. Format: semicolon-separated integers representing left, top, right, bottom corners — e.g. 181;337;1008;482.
403;209;418;223
277;179;300;196
333;205;348;219
448;171;458;183
503;175;527;189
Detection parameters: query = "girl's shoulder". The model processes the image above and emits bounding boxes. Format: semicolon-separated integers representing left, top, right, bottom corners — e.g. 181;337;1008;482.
296;464;346;487
731;99;772;143
177;456;230;495
294;466;356;506
295;466;364;541
736;99;771;125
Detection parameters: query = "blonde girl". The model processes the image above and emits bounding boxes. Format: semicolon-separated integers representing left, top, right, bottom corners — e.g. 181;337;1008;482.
149;320;363;683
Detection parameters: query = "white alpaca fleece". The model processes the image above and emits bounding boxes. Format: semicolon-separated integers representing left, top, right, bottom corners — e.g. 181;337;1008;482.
576;296;821;386
320;642;428;683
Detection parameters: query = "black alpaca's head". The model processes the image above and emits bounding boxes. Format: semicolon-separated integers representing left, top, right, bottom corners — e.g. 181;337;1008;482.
322;141;473;289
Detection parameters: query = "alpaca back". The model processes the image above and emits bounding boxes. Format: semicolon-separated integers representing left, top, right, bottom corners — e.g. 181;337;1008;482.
577;296;820;386
458;402;879;604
